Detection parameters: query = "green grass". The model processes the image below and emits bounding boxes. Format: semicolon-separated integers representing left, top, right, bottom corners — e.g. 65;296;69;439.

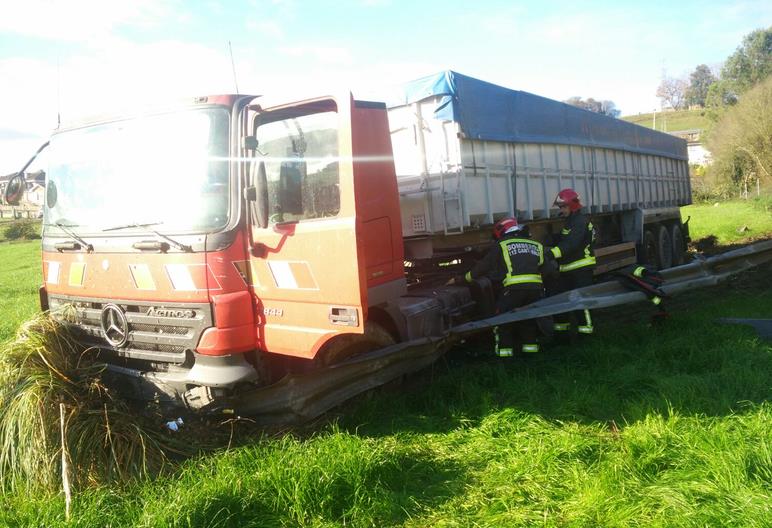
683;197;772;245
622;109;710;132
0;240;41;342
1;280;770;526
0;205;771;527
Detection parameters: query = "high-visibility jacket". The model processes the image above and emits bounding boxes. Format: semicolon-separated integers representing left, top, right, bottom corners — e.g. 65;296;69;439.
549;211;596;272
465;235;546;290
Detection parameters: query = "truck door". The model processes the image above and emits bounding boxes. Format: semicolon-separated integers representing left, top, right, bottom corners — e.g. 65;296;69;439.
244;97;367;359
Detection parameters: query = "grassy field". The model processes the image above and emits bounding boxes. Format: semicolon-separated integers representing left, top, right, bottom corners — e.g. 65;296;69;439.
0;200;770;527
0;241;41;342
683;196;772;246
622;109;710;132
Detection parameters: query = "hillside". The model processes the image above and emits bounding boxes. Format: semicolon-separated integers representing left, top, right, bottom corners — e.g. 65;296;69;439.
622;108;711;132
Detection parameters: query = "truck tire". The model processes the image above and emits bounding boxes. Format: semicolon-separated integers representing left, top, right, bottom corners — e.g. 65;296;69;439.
671;224;685;266
642;228;658;267
315;322;396;367
657;225;673;269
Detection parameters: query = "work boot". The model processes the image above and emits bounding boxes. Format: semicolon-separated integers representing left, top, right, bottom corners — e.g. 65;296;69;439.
577;310;594;335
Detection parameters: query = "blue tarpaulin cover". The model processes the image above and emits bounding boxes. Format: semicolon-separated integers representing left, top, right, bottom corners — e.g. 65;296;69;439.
391;71;687;160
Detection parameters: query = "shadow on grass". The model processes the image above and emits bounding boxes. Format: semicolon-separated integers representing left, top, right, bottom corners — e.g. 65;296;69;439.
165;449;466;527
341;263;772;438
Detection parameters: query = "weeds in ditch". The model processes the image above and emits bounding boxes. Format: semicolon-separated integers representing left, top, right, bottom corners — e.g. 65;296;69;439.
0;311;193;493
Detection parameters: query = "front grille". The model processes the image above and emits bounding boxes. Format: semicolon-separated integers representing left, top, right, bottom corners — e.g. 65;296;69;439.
130;323;190;335
48;295;213;364
131;342;187;354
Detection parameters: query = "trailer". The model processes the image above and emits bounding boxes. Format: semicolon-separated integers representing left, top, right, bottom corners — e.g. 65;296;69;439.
388;71;690;271
5;72;692;415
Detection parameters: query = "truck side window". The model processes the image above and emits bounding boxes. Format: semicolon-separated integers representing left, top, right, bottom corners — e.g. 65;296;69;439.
254;108;340;223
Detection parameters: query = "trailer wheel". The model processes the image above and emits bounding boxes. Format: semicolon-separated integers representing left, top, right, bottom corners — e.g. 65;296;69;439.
642;228;658;267
315;322;396;367
656;225;673;269
671;224;686;266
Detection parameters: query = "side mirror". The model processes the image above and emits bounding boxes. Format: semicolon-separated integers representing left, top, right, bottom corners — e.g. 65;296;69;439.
3;173;26;205
247;161;270;229
6;140;50;206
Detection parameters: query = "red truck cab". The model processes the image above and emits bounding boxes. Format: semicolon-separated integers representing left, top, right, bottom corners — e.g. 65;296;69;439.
37;92;407;409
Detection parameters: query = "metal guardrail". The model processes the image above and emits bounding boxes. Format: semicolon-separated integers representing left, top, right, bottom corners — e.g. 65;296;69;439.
452;239;772;335
231;239;772;423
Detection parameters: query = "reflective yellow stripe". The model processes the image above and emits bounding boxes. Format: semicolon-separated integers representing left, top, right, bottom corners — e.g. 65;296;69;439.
633;266;646;278
578;325;594;334
561;228;570;235
503;274;543;286
464;271;473;283
522;344;539;353
500;239;544;287
652;296;662;305
559;256;596;272
68;262;86;287
554;322;571;331
497;347;513;357
551;246;562;259
583;309;593;326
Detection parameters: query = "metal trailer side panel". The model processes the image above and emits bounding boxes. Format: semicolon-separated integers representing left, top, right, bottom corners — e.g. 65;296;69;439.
389;94;691;241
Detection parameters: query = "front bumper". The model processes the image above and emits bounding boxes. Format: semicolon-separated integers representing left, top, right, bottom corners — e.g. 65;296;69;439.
47;293;259;410
105;351;259;410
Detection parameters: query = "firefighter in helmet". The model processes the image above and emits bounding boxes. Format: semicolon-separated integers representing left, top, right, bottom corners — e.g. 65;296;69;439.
460;217;551;357
549;188;596;336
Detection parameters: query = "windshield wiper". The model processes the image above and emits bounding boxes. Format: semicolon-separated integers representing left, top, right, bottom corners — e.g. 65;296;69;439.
102;222;193;252
45;222;94;252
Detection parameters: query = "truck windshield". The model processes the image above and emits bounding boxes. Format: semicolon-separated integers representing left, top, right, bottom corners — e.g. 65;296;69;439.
44;107;229;234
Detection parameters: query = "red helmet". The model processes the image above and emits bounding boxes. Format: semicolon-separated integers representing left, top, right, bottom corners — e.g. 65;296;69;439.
492;217;520;240
554;188;582;212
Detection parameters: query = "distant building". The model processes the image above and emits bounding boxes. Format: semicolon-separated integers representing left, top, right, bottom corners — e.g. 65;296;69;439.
25;182;45;206
668;129;711;166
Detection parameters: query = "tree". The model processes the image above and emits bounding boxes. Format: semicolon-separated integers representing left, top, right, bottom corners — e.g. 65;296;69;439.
656;77;688;110
704;79;739;121
685;64;717;107
706;76;772;192
563;96;621;117
721;27;772;92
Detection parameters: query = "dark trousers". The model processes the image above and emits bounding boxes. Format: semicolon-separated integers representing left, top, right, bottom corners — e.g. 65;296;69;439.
550;267;594;333
495;287;544;354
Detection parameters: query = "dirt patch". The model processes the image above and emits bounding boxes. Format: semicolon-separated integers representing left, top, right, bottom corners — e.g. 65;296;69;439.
689;235;772;256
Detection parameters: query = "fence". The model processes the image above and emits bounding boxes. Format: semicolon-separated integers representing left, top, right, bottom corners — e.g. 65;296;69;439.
0;206;41;219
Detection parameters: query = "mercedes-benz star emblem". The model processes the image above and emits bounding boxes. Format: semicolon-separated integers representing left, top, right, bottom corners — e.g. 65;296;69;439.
100;304;129;348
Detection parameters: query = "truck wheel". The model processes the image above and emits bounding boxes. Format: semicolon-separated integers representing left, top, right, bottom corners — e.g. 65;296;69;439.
642;228;658;267
657;225;673;269
315;322;396;367
671;224;685;266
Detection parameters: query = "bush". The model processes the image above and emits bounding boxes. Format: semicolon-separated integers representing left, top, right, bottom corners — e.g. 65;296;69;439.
691;179;738;203
3;221;40;241
0;313;194;492
706;77;772;190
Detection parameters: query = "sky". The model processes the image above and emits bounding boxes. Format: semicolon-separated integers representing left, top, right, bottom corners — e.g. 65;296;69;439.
0;0;770;174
